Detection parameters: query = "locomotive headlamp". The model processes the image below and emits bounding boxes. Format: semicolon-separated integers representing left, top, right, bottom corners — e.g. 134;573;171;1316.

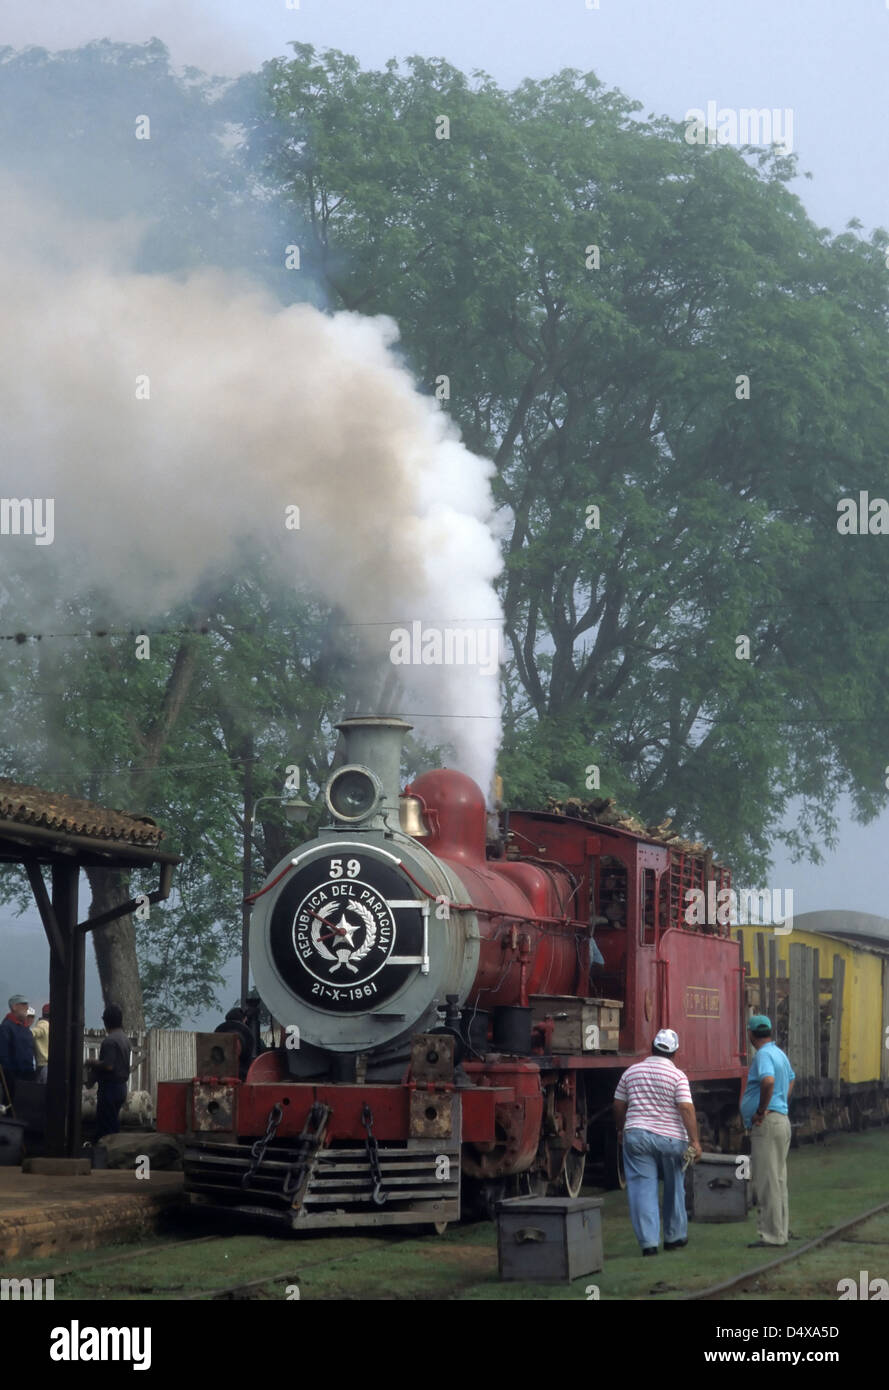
325;765;383;822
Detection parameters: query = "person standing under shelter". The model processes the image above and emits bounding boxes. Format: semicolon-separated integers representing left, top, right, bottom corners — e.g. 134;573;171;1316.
88;1003;131;1138
32;1004;50;1083
613;1028;702;1255
741;1014;795;1248
0;994;36;1102
214;1006;256;1081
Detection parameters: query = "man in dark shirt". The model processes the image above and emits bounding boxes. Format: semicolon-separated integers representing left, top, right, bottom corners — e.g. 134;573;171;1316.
89;1003;131;1138
0;994;36;1103
214;1006;256;1081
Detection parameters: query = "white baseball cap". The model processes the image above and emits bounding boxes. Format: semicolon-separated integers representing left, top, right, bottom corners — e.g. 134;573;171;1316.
653;1028;679;1053
25;1006;36;1017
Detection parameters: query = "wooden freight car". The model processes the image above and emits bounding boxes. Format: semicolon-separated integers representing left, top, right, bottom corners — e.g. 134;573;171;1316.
736;912;889;1139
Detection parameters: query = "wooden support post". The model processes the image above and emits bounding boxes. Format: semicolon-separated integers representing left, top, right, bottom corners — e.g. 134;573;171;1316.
68;902;85;1155
789;942;806;1086
828;954;845;1092
45;919;69;1157
755;932;766;1014
803;945;816;1085
882;961;889;1086
812;947;821;1085
49;861;81;1158
767;936;777;1033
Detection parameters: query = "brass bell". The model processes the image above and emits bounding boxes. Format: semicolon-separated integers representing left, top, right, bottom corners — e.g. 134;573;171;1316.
399;794;429;837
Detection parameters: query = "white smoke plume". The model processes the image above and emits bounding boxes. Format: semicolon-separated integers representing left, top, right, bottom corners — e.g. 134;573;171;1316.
0;180;504;792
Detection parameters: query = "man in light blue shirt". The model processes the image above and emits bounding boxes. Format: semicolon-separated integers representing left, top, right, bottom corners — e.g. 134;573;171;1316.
741;1014;795;1247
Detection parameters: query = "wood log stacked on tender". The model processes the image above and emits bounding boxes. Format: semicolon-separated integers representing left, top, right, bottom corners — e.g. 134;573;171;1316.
543;794;709;856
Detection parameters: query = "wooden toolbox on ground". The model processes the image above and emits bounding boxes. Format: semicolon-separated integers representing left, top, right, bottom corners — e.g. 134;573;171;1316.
686;1152;751;1222
496;1196;604;1282
529;995;622;1053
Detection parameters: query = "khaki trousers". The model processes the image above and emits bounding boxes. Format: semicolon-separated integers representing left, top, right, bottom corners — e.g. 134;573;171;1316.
750;1111;791;1245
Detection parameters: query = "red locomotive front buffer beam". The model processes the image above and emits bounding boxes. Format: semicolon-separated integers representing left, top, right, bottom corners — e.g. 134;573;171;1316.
157;1076;503;1144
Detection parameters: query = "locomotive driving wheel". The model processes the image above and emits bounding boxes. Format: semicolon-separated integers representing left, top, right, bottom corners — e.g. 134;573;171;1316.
554;1089;588;1197
602;1125;626;1190
559;1144;586;1198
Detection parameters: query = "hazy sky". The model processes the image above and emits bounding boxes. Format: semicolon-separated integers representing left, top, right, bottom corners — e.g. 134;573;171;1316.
3;0;888;1026
4;0;888;236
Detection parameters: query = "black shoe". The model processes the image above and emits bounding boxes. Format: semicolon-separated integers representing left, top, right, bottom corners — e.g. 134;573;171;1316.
642;1247;658;1256
664;1238;688;1251
747;1240;784;1248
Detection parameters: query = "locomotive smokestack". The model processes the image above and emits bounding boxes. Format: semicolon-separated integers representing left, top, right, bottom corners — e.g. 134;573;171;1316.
324;716;413;827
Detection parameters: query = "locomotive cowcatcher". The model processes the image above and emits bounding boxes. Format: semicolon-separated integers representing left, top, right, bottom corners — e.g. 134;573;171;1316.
156;716;747;1230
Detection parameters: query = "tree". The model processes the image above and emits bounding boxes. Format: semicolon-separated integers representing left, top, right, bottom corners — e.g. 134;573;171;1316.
250;48;889;878
0;37;288;281
0;560;360;1025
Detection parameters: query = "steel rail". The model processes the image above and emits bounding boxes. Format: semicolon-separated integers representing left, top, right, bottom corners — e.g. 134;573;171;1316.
684;1197;889;1300
31;1233;223;1284
179;1235;423;1301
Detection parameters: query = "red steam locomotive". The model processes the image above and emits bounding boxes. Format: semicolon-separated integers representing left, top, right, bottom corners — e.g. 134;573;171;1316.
157;716;746;1230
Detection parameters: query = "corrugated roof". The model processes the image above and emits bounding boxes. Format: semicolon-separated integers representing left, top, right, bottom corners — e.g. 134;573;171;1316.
0;778;165;847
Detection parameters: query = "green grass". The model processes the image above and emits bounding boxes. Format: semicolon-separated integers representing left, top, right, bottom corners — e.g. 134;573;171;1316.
3;1127;887;1300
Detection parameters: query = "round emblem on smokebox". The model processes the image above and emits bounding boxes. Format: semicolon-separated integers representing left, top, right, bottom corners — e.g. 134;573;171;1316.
268;854;424;1013
297;881;393;984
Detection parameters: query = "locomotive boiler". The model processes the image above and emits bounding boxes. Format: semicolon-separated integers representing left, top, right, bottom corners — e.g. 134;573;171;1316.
157;715;747;1230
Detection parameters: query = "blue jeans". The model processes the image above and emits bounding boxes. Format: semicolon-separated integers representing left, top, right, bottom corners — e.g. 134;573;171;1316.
622;1128;688;1250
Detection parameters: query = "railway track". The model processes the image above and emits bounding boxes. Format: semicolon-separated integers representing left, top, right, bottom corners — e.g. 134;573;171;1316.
685;1197;889;1300
33;1227;418;1301
180;1237;422;1300
38;1234;222;1283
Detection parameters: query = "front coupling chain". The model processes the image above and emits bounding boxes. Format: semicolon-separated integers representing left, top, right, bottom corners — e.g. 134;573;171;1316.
241;1102;283;1189
361;1103;387;1206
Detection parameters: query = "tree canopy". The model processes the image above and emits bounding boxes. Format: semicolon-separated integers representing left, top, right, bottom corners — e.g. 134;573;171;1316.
248;44;889;878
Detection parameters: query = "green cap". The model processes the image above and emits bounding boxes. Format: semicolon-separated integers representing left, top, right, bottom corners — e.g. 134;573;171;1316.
748;1014;772;1034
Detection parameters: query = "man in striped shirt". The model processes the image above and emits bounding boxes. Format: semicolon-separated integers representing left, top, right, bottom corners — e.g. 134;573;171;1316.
613;1029;702;1255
